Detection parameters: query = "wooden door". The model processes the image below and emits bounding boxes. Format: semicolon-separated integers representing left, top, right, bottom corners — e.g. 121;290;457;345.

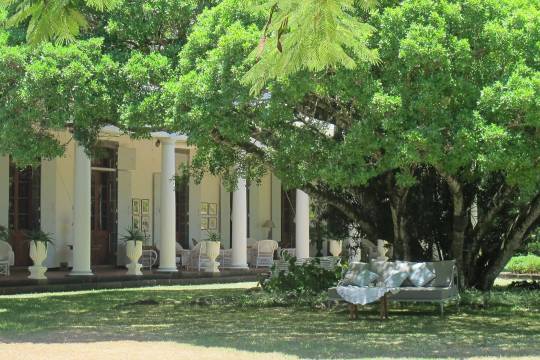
176;181;189;249
91;146;118;265
9;163;41;266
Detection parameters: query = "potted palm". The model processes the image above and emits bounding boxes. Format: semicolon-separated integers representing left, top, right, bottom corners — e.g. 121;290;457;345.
203;231;221;273
26;230;54;280
121;227;144;276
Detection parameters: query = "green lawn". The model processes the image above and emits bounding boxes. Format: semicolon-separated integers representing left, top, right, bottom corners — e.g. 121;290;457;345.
0;282;539;359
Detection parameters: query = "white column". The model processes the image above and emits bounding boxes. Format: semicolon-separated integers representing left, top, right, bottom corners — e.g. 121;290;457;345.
231;177;248;269
70;142;93;276
295;189;310;259
158;138;178;272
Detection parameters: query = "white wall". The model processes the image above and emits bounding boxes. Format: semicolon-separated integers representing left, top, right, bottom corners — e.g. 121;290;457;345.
271;174;282;243
220;181;231;248
41;159;58;267
255;174;274;240
199;174;220;243
249;182;260;240
54;134;75;267
117;146;135;241
0;156;8;229
8;130;282;266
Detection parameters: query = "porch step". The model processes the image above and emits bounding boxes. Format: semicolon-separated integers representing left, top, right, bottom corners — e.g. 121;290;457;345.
0;269;260;295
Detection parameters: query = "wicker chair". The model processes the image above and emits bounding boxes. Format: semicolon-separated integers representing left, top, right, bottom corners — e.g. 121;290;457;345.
255;240;279;268
219;249;233;269
0;241;14;276
140;249;158;270
279;248;296;259
186;243;212;271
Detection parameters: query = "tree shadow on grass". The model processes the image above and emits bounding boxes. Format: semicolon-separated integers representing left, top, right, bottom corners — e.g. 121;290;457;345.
0;287;539;359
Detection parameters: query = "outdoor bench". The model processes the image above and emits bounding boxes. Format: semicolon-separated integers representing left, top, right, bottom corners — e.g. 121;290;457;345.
328;260;460;317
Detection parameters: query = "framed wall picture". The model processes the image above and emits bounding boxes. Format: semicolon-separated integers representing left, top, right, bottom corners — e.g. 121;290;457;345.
208;217;217;230
141;199;150;215
141;215;150;234
208;203;217;216
132;215;141;231
200;217;208;230
200;202;208;215
132;198;141;215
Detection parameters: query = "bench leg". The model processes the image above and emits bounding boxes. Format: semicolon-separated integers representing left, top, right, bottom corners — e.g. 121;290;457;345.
384;294;388;319
439;302;444;317
379;294;388;320
348;304;358;320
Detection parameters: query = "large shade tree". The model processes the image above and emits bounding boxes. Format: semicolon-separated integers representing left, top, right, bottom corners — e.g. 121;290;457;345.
0;0;210;164
161;0;540;289
0;0;538;289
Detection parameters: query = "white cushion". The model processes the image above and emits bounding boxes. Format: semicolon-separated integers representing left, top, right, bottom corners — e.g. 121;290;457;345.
408;262;436;287
352;270;380;287
384;270;409;288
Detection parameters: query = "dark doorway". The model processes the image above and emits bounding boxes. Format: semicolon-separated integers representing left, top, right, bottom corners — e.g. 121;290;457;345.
91;145;118;265
176;179;189;249
175;150;190;249
9;161;41;266
281;189;296;248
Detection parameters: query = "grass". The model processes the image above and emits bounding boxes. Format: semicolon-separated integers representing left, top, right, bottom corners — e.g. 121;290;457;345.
504;254;540;274
0;282;539;359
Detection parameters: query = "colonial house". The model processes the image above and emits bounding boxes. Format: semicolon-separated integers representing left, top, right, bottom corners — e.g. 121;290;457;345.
0;127;312;274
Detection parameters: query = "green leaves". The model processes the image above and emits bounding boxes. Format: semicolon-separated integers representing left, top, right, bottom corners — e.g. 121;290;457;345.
1;0;121;44
0;38;120;165
242;0;379;94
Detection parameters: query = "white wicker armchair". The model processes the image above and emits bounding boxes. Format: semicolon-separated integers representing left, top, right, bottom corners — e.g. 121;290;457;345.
219;249;233;269
279;248;296;259
185;243;212;271
140;249;158;270
255;240;279;268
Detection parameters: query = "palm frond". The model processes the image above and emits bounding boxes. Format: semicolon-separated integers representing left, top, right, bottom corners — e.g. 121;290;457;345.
2;0;119;44
243;0;379;94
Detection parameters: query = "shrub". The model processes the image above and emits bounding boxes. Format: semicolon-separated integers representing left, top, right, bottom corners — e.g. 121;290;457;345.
260;254;344;295
526;242;540;256
504;255;540;274
507;280;540;290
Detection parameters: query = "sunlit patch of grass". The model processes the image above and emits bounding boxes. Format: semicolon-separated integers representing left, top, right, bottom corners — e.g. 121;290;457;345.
0;282;259;300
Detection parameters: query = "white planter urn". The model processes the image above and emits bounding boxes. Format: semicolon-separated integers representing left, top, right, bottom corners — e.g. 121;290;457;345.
28;241;48;280
204;241;221;273
329;240;343;257
126;241;143;276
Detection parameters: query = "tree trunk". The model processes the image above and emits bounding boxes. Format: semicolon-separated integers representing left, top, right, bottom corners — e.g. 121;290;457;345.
387;174;411;260
477;195;540;290
466;185;513;272
442;173;468;287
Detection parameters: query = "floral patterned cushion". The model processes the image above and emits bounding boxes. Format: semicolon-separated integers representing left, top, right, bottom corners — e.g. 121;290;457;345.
408;262;436;287
351;270;380;287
